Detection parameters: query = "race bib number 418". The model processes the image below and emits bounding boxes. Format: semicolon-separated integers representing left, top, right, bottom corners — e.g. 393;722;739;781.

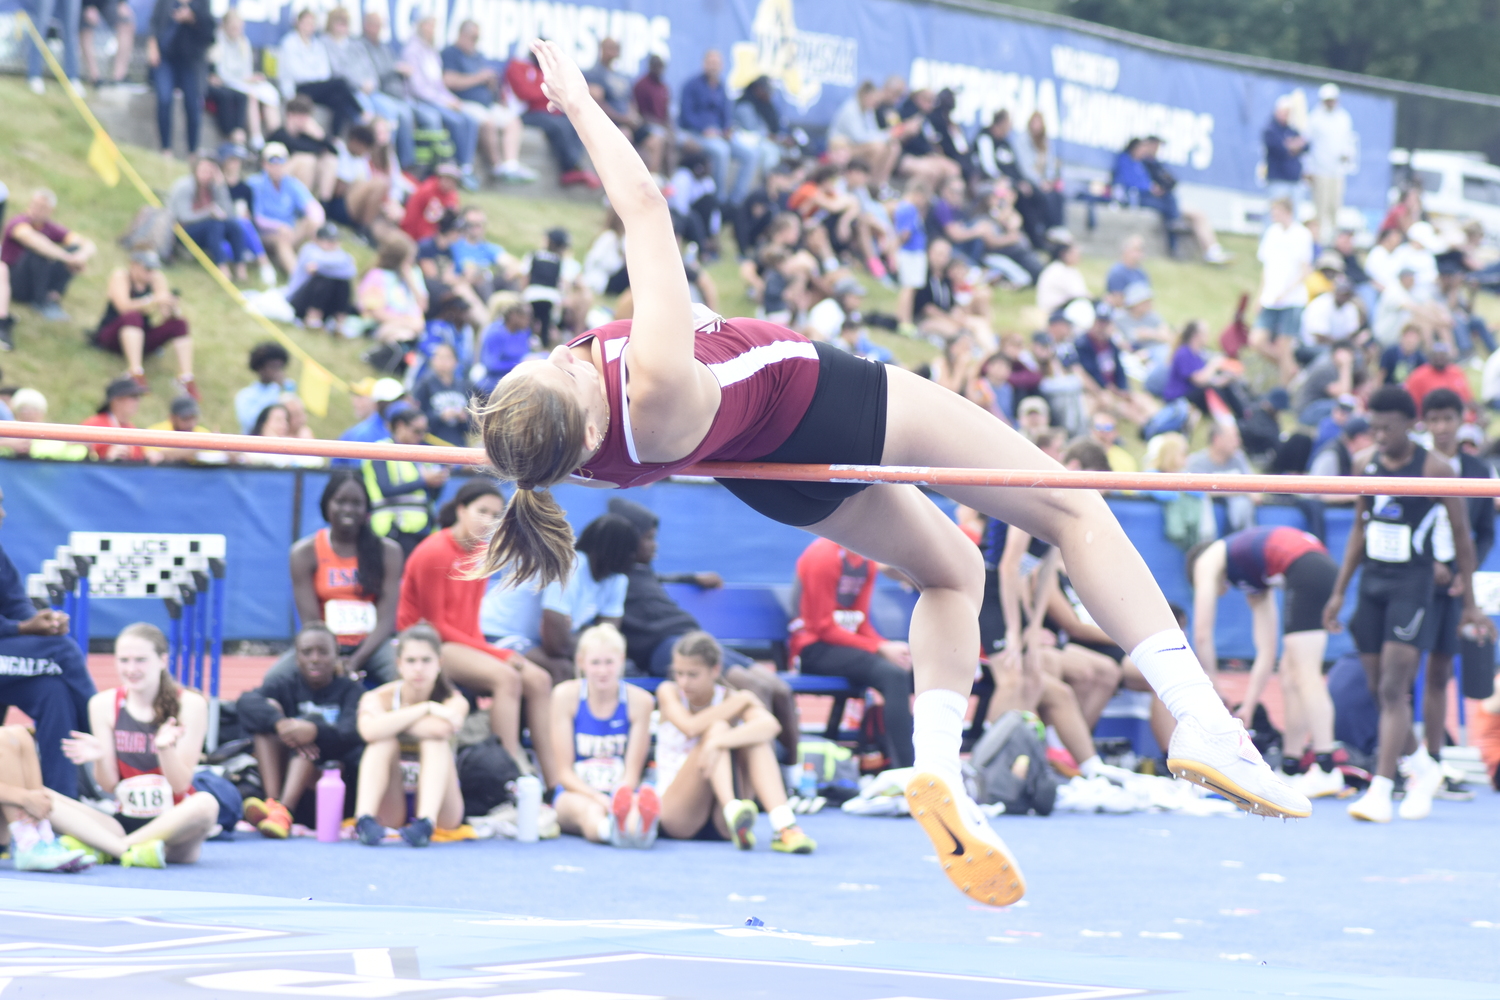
116;773;173;819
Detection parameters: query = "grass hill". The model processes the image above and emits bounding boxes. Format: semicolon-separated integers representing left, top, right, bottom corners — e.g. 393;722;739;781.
3;74;1438;446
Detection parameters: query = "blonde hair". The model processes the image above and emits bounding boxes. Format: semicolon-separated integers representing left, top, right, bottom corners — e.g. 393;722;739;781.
672;631;722;669
474;375;586;586
575;623;626;672
1145;431;1189;473
118;622;180;726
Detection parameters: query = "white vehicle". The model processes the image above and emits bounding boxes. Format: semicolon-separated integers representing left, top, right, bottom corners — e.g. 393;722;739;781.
1389;149;1500;238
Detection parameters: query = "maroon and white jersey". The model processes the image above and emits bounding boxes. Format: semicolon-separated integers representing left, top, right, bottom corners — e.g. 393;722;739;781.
567;308;820;489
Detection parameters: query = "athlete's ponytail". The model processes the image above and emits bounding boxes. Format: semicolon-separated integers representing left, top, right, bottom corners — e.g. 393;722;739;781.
474;370;586;586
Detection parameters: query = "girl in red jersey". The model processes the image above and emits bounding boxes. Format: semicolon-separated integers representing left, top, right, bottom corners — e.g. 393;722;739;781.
398;479;558;787
475;41;1309;907
55;623;220;866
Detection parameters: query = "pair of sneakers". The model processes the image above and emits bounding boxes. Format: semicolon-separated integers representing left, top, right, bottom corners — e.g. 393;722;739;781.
242;797;292;839
607;786;661;849
1349;753;1445;823
723;799;817;854
54;834;167;869
354;814;434;847
905;715;1312;908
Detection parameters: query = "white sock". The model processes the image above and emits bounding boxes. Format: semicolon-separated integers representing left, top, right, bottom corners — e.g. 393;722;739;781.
1367;775;1394;800
722;800;743;827
768;804;796;831
8;818;39;853
1130;629;1237;733
1078;755;1104;779
595;815;613;843
912;689;968;785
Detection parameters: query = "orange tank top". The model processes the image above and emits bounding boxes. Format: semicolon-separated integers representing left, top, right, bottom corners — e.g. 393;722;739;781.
313;528;377;645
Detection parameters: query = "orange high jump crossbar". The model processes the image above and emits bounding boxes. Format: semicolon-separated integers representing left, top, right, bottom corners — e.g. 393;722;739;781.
3;420;1500;498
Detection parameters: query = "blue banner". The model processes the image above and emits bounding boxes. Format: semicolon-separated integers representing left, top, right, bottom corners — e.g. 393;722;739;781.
25;0;1392;209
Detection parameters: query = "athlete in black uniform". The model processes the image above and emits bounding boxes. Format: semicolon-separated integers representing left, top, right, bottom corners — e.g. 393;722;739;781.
1407;388;1496;817
1323;386;1493;822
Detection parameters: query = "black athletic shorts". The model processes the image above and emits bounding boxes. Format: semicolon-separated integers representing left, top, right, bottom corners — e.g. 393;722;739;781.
1348;566;1434;654
717;340;887;527
1282;550;1338;634
1416;583;1461;657
978;568;1007;657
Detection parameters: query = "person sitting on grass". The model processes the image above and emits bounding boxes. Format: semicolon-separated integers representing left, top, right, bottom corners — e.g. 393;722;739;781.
357;233;429;346
286;222;357;331
55;623;220;868
550;623;657;847
0;725;92;872
81;377;156;464
654;632;815;854
93;250;196;400
237;623;365;838
0;188;97;324
247;141;326;278
353;624;468;847
234;342;297;434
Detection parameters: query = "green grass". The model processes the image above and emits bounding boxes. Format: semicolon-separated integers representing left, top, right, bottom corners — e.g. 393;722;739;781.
4;74;1489;443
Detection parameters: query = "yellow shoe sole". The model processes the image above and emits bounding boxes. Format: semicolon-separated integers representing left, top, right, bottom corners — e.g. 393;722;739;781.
905;772;1025;907
1167;758;1311;818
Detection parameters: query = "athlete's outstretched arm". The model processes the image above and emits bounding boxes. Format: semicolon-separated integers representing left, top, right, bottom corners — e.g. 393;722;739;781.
530;42;708;415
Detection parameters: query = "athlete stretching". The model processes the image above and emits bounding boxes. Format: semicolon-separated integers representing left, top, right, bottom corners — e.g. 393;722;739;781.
476;41;1309;906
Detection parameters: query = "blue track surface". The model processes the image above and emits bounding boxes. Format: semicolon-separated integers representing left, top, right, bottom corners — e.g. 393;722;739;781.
5;790;1498;997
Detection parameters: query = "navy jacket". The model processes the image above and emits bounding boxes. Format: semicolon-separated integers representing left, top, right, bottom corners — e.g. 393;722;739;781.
678;73;730;133
1074;332;1127;391
1263;119;1304;182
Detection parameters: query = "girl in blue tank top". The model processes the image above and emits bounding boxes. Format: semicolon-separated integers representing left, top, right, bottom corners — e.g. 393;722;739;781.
549;624;658;847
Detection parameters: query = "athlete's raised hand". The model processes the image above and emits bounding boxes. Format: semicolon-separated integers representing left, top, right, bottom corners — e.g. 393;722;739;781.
531;39;590;117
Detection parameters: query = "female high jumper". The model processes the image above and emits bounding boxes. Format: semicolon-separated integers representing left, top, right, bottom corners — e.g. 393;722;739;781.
477;40;1310;907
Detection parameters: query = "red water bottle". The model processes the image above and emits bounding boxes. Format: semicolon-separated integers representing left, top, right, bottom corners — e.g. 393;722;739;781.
316;765;345;843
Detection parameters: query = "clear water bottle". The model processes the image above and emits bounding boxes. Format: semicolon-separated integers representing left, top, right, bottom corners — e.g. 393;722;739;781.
798;760;818;800
514;774;541;843
315;765;344;843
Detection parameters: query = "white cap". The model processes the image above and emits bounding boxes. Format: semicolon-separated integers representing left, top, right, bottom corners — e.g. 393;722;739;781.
372;377;405;403
1062;297;1096;331
1319;83;1340;101
1406;221;1446;252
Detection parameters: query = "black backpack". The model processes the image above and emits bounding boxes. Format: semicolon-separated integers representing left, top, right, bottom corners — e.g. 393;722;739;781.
456;736;521;817
964;710;1059;816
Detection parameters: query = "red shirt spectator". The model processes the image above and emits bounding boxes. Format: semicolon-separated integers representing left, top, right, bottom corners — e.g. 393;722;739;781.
789;538;884;661
505;57;551;115
397;526;515;662
81;377;149;462
0;215;70;266
401;170;460;243
1404;344;1471;408
633;56;670;125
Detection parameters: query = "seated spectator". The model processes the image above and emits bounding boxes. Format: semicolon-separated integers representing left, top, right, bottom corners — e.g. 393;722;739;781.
416;219;489;328
59;623;220;865
2;389;84;460
0;514;93;800
655;633;815;852
1307;415;1371;503
828;81;900;190
352;624;468;847
93;251;195;398
80;0;135;90
632;52;673;145
1034;239;1087;317
891;183;930;326
530;513;639;684
550;623;657;846
360;403;446;553
267;96;340;203
1090;413;1139;472
146;0;213;155
1115;281;1175;370
1300;276;1365;351
1;188;96;322
586;37;666;175
929;328;980;395
338;376;405;451
1405;338;1471;409
401;16;481;189
218;143;279;286
677;50;754;206
272;469;403;685
279;391;316;440
668;149;722;257
1015;388;1050;441
169;153;248;282
0;725;95;872
248;142;326;277
1163;320;1236;415
1186;422;1256;532
521;228;587;345
883;83;962;190
357;233;428;344
913;239;992;346
1381;323;1427;386
506;41;599;188
206;8;281;149
245;403;325;468
1104;233;1149;309
413;342;472;446
803;276;866;343
325;125;394;235
287;223;357;330
1113;136;1228;263
835;315;893;364
238;623;364;837
790;537;914;768
277;8;362;135
235;341;296;434
82;377;157;464
476;299;536;396
451;207;519;299
1295;343;1356;427
145;395;212;464
1075;303;1155;426
728;75;789;205
401;162;461;243
1017;110;1067;239
968;350;1015;424
581;209;628;302
442;19;534;183
397;481;557;785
